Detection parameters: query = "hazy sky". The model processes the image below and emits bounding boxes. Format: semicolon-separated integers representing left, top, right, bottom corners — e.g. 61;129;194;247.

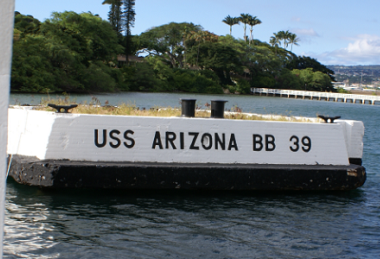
14;0;380;65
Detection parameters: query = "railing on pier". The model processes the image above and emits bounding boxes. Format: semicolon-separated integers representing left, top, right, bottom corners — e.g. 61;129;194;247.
251;88;380;105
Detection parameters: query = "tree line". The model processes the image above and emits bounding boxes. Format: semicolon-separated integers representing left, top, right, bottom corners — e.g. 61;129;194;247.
12;11;125;93
11;5;335;94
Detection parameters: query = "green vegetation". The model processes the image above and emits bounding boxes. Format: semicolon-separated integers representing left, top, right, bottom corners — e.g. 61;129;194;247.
12;11;125;93
11;7;335;94
337;88;351;94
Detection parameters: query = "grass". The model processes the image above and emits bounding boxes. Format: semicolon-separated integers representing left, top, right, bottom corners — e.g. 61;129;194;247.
27;97;316;123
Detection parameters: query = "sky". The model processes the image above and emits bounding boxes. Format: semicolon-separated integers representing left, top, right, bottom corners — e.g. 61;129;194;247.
14;0;380;66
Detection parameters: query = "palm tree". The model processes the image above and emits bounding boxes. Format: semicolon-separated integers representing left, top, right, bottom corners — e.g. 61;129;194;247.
239;13;251;42
269;34;281;54
222;15;240;35
247;16;262;45
288;33;300;51
271;32;282;43
277;30;291;49
269;36;280;47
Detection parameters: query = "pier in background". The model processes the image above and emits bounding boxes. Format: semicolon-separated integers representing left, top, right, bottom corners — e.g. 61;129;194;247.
251;88;380;105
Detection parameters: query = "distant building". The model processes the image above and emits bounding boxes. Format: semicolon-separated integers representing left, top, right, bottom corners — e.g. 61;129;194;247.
117;55;144;67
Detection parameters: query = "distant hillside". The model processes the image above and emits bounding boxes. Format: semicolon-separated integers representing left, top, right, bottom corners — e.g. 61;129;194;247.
327;65;380;84
328;65;380;71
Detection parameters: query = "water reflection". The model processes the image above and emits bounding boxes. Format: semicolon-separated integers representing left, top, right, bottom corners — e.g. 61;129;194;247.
4;183;59;258
5;178;379;258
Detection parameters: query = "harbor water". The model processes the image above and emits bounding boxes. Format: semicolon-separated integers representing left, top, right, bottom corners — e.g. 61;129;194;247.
4;93;380;258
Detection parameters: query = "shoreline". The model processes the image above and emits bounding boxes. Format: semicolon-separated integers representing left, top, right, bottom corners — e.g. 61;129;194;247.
9;88;380;97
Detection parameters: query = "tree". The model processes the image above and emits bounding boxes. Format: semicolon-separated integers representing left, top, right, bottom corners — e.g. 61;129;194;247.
239;13;251;42
13;12;41;35
138;22;202;68
222;15;239;35
288;33;300;51
244;44;285;78
271;32;282;44
291;68;334;91
123;0;136;63
247;16;261;45
12;11;125;93
12;34;57;92
276;30;291;49
217;35;292;87
103;0;136;63
275;69;303;89
123;56;223;93
102;0;122;35
187;30;218;66
286;56;335;81
311;71;334;91
269;35;281;54
42;12;123;61
187;42;242;85
12;12;335;94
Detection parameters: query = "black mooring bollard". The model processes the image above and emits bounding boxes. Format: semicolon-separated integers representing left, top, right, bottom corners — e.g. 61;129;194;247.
211;100;228;118
180;99;196;117
47;104;78;113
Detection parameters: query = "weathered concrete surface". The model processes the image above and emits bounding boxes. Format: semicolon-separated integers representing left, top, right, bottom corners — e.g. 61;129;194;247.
8;156;366;190
8;108;363;166
1;0;15;256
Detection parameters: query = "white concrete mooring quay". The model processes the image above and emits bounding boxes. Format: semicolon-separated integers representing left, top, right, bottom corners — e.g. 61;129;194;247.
251;88;380;105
